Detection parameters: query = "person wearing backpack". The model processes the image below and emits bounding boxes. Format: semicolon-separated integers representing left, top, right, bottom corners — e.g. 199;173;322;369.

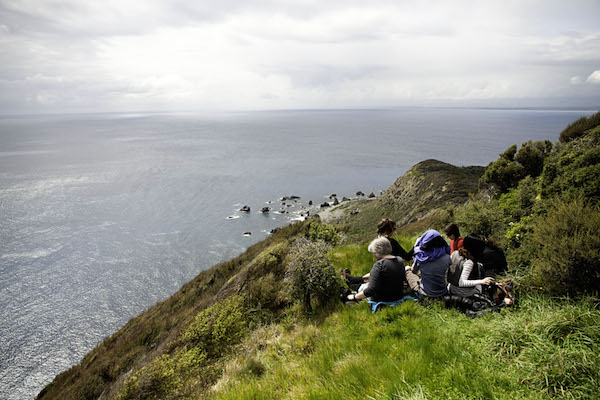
447;235;494;297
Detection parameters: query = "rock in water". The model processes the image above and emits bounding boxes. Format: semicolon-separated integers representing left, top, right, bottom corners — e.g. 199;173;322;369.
368;192;376;198
239;205;251;212
260;207;270;213
356;191;364;196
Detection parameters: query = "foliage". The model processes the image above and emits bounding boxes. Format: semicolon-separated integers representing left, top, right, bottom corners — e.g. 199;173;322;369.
481;140;554;193
541;126;600;202
179;295;248;358
514;140;553;177
529;197;600;296
559;111;600;143
308;221;342;245
285;238;344;312
455;197;505;238
498;176;538;218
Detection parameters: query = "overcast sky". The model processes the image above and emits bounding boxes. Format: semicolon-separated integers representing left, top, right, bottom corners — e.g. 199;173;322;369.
1;0;599;114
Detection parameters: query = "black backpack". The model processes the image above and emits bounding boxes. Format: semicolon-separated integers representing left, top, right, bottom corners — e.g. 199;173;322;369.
480;243;508;277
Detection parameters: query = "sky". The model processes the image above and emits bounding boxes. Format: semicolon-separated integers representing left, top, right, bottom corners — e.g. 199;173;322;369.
0;0;599;114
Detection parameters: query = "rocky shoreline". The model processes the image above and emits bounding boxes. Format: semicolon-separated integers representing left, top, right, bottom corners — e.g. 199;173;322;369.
227;190;380;236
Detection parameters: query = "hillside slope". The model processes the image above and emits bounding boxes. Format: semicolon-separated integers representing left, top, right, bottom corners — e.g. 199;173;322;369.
37;110;600;399
327;159;484;239
36;159;484;400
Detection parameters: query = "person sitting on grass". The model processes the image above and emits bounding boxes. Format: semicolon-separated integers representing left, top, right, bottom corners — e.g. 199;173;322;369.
377;218;414;261
447;235;495;297
340;268;365;292
346;237;406;304
444;223;464;253
405;229;451;298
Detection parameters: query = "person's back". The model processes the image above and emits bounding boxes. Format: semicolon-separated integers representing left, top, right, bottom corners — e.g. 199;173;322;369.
416;253;451;297
447;250;480;297
363;256;406;302
406;229;451;297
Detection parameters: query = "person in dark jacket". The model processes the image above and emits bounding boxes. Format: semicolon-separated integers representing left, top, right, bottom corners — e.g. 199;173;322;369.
346;237;406;303
377;218;414;261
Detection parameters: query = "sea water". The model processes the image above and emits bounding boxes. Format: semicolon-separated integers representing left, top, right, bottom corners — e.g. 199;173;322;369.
0;108;595;398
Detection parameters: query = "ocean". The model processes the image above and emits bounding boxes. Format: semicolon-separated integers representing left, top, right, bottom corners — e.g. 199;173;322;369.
0;108;595;398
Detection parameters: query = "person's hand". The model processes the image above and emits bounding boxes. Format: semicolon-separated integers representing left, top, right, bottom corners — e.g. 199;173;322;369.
405;265;412;272
481;277;495;285
362;273;370;282
346;293;358;301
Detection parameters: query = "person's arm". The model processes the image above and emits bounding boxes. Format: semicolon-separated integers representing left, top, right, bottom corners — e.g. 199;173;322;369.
347;291;366;301
390;238;411;260
458;259;494;287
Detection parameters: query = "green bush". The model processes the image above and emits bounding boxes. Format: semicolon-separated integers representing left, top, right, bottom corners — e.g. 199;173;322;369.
308;221;342;245
529;197;600;296
480;156;526;193
514;140;553;177
455;198;504;238
498;176;538;220
180;295;248;358
541;126;600;202
481;141;553;193
285;238;344;312
119;354;183;400
559;111;600;143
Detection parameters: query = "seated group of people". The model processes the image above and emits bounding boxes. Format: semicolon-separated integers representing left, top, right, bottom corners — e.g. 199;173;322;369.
344;220;506;308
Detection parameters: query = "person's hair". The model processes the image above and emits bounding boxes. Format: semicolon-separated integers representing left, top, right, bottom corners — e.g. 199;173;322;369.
485;237;498;247
368;237;392;258
444;223;460;237
463;234;485;260
377;218;396;235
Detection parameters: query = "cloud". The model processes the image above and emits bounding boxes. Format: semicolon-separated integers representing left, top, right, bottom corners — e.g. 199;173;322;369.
0;0;599;113
570;76;584;85
586;70;600;84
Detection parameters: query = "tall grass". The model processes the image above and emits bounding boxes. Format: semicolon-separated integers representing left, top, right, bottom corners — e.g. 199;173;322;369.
210;293;599;400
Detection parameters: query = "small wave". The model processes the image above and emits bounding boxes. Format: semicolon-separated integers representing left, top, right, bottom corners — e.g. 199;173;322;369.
0;150;54;157
1;246;62;260
226;215;240;220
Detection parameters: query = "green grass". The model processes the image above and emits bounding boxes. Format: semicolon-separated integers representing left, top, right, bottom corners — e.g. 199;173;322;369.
210;295;599;400
329;234;417;276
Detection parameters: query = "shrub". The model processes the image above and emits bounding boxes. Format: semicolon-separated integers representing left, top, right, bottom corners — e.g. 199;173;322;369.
480;157;526;193
541;126;600;202
498;176;538;220
179;296;248;358
308;222;342;245
455;198;504;238
514;140;553;177
529;197;600;296
119;354;183;400
559;110;600;143
285;238;344;312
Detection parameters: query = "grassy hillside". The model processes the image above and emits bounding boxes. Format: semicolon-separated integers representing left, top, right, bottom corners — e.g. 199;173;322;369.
38;112;600;400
